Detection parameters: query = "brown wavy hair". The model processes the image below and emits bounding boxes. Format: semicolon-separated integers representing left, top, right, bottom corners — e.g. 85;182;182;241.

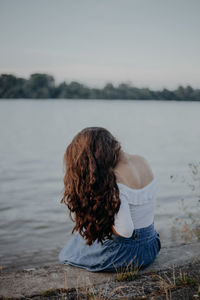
61;127;122;245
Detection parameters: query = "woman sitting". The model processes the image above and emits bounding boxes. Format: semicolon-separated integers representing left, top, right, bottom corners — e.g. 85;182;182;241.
59;127;161;272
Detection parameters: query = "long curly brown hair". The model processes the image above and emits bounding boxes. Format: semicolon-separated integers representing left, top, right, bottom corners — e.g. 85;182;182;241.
61;127;122;245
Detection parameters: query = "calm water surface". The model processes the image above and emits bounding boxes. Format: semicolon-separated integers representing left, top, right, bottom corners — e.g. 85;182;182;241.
0;99;199;270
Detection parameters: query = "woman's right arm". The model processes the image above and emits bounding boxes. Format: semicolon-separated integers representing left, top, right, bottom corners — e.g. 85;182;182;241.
113;193;134;238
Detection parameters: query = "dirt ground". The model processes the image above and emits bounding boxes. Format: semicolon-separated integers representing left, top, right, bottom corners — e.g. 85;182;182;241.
27;260;200;300
0;242;199;300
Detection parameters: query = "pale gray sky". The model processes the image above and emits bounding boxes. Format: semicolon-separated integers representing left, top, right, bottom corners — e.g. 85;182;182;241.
0;0;200;89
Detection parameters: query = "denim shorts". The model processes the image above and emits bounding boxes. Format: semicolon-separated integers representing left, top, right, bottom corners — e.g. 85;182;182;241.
58;222;161;272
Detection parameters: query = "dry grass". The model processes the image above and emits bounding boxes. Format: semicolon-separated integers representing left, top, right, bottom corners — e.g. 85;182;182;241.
155;264;200;300
115;259;141;282
170;162;200;243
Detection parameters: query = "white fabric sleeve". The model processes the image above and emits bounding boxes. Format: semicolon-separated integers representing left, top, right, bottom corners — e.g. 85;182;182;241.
113;192;134;238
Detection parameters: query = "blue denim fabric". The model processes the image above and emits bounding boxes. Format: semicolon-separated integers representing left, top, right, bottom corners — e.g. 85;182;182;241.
58;222;161;272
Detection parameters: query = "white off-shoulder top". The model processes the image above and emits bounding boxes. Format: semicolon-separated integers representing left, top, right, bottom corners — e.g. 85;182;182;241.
113;177;158;238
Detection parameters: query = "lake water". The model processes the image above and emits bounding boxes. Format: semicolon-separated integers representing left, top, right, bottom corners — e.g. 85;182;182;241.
0;99;200;271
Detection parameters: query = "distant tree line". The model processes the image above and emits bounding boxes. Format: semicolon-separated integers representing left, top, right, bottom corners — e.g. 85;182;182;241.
0;73;199;101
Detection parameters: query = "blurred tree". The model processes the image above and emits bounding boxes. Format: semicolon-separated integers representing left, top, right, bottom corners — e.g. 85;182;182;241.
174;86;186;100
0;74;26;98
24;73;55;98
0;73;200;101
159;88;176;100
103;83;119;99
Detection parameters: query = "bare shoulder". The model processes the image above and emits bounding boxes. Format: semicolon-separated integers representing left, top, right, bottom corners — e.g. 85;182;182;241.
128;154;154;181
129;154;150;165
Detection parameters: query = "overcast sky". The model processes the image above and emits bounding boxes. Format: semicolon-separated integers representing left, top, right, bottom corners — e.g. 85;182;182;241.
0;0;200;89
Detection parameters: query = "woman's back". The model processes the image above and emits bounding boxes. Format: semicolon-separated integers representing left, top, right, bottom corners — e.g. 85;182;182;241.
113;152;157;235
114;152;154;190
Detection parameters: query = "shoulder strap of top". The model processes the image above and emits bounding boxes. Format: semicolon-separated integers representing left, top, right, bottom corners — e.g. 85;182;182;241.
117;177;158;205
